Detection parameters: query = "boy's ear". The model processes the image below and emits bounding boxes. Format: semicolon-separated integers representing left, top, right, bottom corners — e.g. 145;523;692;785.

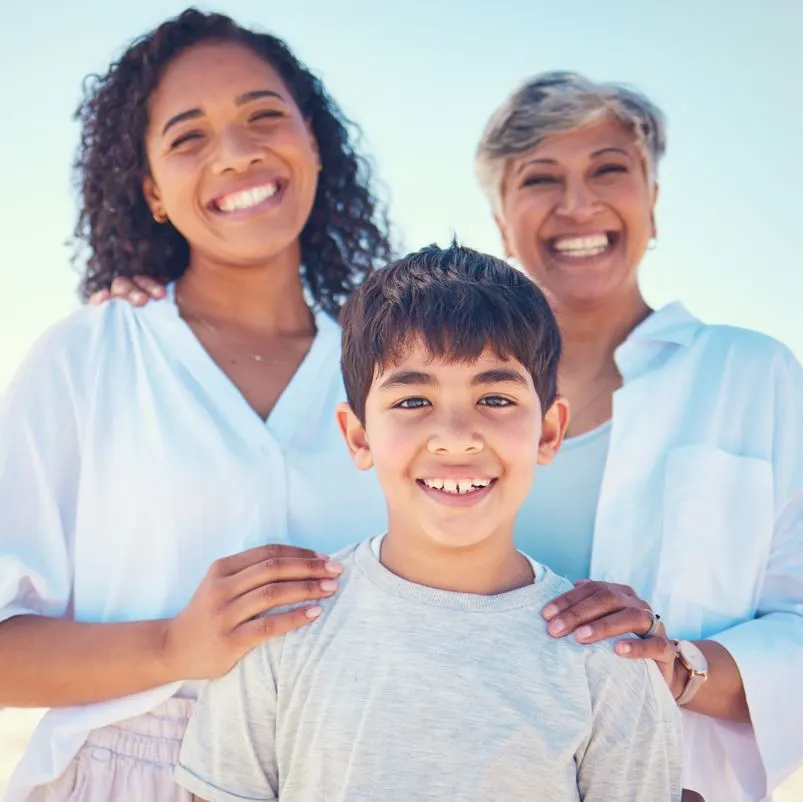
537;396;570;466
336;403;373;471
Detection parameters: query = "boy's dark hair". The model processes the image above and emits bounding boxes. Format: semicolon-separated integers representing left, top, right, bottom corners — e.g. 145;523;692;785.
340;241;561;422
73;7;391;315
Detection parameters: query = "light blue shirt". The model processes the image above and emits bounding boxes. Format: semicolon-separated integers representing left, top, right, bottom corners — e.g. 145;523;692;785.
514;422;611;583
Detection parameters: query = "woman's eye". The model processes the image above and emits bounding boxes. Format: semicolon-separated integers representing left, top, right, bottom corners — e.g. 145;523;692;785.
250;110;283;122
395;397;430;410
521;174;558;188
170;132;203;149
594;163;628;177
480;396;513;408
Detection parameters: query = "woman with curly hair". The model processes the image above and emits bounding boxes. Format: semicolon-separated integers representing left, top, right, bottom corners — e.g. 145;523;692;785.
0;8;392;801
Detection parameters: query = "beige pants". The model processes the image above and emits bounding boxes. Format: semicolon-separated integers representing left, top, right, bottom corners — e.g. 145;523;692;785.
26;699;196;802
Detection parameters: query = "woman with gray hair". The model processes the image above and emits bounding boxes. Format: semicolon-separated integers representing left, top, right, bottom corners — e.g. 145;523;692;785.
475;72;803;802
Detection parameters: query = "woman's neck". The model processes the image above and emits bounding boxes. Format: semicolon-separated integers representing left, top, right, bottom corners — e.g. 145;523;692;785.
555;291;652;383
177;245;313;336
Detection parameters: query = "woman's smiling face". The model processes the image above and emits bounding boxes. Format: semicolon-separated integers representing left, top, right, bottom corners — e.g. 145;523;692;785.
142;40;321;268
496;118;657;309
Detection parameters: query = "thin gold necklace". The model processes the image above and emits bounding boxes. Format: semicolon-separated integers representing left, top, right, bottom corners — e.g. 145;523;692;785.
177;293;297;366
566;374;621;428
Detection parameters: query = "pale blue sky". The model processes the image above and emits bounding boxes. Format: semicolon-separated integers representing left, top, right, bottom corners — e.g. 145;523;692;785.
1;0;801;389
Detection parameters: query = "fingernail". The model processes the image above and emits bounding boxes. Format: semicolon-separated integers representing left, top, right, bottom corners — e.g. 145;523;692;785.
305;606;322;620
325;562;343;575
543;604;558;620
315;551;330;559
548;619;566;635
131;292;145;303
319;579;338;592
616;642;632;655
154;287;165;297
576;625;593;640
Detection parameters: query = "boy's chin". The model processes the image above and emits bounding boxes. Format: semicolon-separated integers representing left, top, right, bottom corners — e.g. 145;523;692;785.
420;523;499;551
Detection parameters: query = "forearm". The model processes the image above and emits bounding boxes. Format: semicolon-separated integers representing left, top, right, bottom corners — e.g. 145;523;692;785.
0;614;181;707
676;640;749;724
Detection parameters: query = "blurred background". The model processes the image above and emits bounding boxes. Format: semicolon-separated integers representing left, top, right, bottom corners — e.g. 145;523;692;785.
1;1;801;798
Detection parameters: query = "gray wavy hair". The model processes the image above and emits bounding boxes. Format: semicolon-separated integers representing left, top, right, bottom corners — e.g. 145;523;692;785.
476;71;667;212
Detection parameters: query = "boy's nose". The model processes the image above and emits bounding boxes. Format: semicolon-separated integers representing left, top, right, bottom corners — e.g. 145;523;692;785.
426;420;484;455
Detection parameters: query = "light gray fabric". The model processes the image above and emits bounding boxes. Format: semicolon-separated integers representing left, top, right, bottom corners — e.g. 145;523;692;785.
175;540;682;802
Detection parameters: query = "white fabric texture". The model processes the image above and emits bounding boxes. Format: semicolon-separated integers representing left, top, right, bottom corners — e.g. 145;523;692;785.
0;290;386;801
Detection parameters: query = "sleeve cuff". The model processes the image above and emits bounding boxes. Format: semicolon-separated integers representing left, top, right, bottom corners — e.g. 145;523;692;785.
173;763;276;802
0;606;41;626
711;612;803;790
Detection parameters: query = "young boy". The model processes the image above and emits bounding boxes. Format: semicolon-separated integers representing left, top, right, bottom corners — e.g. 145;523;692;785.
174;243;682;801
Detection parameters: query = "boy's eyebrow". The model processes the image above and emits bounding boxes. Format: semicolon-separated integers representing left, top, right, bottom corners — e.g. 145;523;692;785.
471;369;529;387
161;90;285;136
378;370;436;390
378;368;528;390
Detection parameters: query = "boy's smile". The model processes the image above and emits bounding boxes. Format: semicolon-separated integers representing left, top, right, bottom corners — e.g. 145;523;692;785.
339;340;568;560
417;476;496;506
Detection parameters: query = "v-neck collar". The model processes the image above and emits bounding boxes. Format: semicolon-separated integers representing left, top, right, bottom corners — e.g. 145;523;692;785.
145;284;341;448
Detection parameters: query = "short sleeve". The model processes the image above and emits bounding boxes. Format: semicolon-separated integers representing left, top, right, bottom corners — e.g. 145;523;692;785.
0;324;84;627
577;649;683;802
174;644;280;802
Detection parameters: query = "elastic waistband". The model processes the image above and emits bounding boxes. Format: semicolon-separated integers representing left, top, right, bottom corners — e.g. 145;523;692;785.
81;697;195;766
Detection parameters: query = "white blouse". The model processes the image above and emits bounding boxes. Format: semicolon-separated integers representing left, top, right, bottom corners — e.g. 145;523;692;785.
0;290;387;800
590;303;803;802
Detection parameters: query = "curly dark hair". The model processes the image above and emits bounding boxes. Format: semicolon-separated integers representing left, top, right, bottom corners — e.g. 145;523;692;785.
73;7;393;315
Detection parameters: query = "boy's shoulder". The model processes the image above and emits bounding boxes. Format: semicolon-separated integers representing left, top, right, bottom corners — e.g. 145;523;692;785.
528;571;673;700
284;539;375;622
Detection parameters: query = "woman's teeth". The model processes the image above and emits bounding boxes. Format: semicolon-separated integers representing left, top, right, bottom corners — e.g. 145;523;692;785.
551;234;611;258
421;478;492;495
216;183;279;212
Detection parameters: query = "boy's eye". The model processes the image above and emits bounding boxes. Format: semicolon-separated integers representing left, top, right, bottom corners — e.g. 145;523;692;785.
480;395;513;408
395;397;430;410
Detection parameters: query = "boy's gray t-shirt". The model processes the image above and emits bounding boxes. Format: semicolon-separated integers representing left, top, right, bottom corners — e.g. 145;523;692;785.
175;540;682;801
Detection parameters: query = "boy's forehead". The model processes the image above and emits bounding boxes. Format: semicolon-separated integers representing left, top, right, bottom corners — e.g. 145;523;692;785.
371;341;530;384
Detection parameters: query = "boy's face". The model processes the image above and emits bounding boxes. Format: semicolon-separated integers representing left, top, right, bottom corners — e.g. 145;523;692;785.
338;340;568;550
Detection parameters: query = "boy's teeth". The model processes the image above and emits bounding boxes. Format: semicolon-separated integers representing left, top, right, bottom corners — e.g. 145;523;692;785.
422;478;492;495
217;183;279;212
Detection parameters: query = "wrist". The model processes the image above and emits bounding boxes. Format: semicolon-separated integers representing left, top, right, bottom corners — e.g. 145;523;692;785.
673;639;709;706
671;652;690;701
152;617;186;683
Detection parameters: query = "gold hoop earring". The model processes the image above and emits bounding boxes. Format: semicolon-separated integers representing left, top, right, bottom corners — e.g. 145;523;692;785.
153;208;168;224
